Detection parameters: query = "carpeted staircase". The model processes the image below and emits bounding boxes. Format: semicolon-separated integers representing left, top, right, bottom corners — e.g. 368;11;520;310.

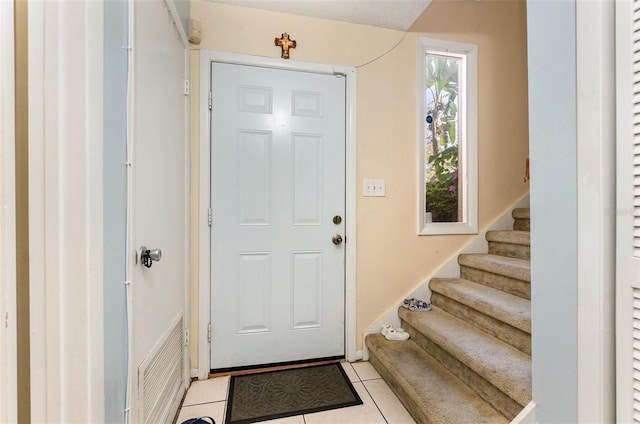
366;208;531;423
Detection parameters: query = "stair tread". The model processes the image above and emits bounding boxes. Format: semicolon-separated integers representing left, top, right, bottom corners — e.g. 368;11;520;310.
512;208;530;219
459;253;530;282
430;278;531;333
366;333;509;424
399;307;532;406
486;230;530;246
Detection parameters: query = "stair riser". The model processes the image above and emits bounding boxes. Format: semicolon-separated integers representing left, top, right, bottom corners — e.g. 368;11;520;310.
460;267;530;300
458;254;530;282
366;334;510;423
367;349;432;424
488;242;530;260
513;219;530;231
367;209;532;423
431;293;531;355
401;320;522;420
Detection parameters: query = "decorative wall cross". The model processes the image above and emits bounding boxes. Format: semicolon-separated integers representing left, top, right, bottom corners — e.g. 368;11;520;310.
274;33;297;59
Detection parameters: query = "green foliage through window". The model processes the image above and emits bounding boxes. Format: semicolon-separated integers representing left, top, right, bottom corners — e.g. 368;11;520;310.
425;53;461;223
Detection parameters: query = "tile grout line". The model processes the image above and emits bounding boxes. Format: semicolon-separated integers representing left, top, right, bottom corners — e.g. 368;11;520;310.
301;362;362;423
182;400;226;408
360;378;390;424
347;362;390;424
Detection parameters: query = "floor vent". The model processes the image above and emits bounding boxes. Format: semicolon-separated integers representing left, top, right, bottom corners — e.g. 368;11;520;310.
139;316;185;424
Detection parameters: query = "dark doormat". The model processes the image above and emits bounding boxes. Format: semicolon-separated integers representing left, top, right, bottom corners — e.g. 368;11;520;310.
225;363;363;424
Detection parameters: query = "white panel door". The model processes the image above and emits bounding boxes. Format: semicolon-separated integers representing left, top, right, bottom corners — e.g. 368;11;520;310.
129;1;188;422
616;0;640;422
210;62;346;369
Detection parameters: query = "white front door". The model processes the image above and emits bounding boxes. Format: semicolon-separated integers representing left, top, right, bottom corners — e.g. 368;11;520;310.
128;1;188;422
210;62;346;369
616;0;640;421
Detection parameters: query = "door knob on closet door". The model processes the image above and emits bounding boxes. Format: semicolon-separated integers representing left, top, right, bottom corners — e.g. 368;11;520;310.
139;246;162;268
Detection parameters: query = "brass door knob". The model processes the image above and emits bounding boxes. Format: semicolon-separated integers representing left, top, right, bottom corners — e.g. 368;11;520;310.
332;234;343;245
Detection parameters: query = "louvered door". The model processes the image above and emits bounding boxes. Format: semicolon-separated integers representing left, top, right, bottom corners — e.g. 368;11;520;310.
616;0;640;421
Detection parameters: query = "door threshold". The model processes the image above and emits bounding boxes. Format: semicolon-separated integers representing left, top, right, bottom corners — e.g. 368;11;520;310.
209;356;344;378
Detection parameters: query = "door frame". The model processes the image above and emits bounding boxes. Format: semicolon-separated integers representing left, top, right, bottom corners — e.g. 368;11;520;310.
614;0;635;421
197;50;357;379
0;0;17;420
576;0;615;421
27;0;105;420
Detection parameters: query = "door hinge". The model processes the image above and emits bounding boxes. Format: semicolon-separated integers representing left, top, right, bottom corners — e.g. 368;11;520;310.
183;80;190;96
207;322;212;343
184;329;190;346
208;92;212;110
208;208;213;226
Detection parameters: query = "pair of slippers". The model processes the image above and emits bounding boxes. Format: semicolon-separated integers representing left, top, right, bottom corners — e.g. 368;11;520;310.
380;324;410;341
402;297;432;311
380;298;432;342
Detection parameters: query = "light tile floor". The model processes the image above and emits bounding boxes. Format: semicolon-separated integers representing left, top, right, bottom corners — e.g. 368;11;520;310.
176;361;416;424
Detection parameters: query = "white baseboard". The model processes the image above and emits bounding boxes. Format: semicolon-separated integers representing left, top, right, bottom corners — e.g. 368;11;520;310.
190;369;199;379
344;351;363;363
511;401;537;424
362;194;530;351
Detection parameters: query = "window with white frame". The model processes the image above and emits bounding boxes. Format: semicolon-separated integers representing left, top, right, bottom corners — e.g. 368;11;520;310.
419;38;478;235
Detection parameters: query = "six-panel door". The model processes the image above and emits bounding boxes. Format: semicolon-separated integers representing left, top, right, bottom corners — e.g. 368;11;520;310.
210;62;347;369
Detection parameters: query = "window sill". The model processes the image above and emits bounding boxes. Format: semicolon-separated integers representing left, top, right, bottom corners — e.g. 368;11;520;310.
419;221;478;235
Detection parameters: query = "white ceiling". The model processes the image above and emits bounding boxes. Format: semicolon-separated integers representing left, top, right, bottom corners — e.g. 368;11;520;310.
205;0;432;31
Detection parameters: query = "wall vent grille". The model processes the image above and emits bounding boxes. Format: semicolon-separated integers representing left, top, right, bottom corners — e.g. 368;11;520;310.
632;0;640;257
633;290;640;422
139;316;184;424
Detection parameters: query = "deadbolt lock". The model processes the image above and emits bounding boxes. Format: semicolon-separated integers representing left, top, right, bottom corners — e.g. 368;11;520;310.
333;215;342;225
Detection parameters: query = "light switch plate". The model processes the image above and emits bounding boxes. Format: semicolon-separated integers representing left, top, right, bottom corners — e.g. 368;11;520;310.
363;179;385;197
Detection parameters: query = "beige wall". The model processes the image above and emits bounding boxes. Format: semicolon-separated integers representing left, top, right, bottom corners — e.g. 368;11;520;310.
189;0;529;366
411;0;530;224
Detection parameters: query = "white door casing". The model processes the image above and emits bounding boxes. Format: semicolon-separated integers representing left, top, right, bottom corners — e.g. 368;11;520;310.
210;62;346;368
198;52;358;377
576;0;616;422
0;0;17;420
616;0;640;422
127;1;189;422
27;1;105;421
